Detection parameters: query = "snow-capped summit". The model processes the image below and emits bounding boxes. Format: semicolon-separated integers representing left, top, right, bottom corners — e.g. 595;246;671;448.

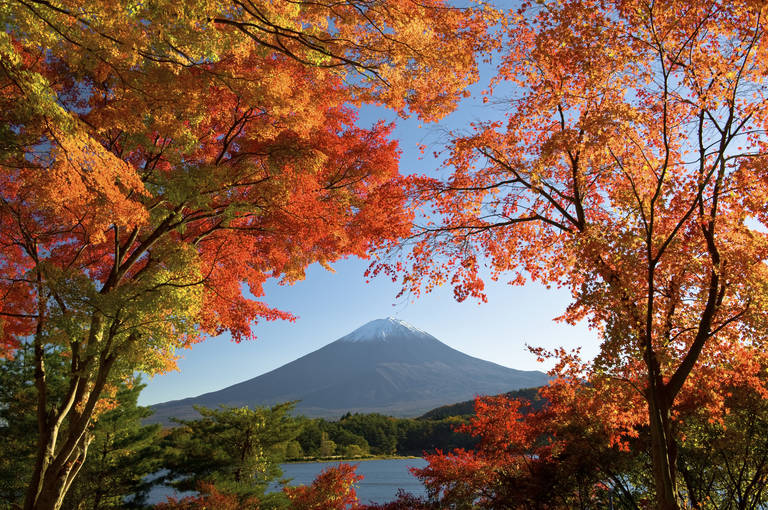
338;317;432;343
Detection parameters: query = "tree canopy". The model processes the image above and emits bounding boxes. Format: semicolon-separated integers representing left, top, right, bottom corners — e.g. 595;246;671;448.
6;0;768;508
0;1;486;508
378;0;768;507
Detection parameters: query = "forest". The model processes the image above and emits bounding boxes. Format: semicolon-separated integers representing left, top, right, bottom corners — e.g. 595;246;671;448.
0;346;477;508
2;0;768;508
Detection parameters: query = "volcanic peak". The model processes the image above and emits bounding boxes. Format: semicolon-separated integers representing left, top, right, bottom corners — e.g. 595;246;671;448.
337;317;431;343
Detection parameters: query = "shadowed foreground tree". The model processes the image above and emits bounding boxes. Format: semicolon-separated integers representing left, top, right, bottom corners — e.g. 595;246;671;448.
378;0;768;507
0;344;65;506
0;346;161;509
673;347;768;508
0;1;487;508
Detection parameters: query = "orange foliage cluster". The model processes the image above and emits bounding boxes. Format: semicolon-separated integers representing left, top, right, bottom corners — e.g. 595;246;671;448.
155;464;362;510
418;341;768;507
154;482;261;510
284;463;363;510
374;1;768;505
0;2;486;507
416;364;639;507
0;0;488;363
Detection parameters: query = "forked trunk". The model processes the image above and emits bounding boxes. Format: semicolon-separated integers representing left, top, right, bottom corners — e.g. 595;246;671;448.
646;353;680;510
23;432;90;510
24;323;113;510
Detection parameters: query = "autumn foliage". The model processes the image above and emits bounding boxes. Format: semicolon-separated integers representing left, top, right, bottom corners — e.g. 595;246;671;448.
154;464;362;510
284;463;363;510
5;0;768;508
415;355;639;508
416;342;768;508
376;0;768;507
0;1;486;508
154;482;262;510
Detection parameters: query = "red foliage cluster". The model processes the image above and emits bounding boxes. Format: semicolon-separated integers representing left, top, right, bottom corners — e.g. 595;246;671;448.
156;464;364;510
155;483;261;510
284;463;363;510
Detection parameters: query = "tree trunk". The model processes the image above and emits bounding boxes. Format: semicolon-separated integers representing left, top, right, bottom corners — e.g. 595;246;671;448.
22;311;121;510
24;430;51;510
24;432;90;510
646;351;680;510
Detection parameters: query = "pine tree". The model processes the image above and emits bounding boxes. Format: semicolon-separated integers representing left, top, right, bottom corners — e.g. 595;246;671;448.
160;402;301;499
0;344;40;507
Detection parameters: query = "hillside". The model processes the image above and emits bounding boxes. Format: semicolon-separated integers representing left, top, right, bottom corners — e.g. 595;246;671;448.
418;386;546;420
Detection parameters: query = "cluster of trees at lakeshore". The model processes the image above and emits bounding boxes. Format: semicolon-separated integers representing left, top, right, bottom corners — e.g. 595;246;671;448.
5;345;768;509
3;0;768;508
0;346;478;509
294;411;474;459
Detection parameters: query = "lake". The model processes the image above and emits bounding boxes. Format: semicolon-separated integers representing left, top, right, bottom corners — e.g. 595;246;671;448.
280;458;428;504
147;457;428;505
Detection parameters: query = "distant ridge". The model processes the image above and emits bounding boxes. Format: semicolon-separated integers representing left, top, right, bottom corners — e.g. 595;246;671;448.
418;386;546;420
149;318;549;424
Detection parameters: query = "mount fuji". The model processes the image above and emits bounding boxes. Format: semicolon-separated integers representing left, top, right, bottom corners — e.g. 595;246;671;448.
148;318;549;423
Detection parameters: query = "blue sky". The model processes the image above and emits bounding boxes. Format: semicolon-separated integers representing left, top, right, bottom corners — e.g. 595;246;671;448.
138;64;601;407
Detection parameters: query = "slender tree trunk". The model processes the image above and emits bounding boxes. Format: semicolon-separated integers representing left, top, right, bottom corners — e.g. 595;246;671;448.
24;438;50;510
25;274;52;510
679;458;701;509
645;350;680;510
24;443;49;510
24;429;91;510
23;310;122;510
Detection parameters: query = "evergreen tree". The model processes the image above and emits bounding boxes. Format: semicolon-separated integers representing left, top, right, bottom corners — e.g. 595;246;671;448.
161;403;301;499
0;343;41;507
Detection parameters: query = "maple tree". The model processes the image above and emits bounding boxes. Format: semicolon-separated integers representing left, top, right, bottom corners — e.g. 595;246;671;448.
153;482;263;510
0;1;485;509
283;463;363;510
0;345;162;509
156;464;362;510
414;357;644;509
416;346;768;509
379;0;768;508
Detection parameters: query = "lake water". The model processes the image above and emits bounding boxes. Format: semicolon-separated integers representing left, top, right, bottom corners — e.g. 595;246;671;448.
280;458;428;504
147;457;428;505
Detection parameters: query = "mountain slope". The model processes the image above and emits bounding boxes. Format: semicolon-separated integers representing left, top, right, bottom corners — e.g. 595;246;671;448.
149;318;549;423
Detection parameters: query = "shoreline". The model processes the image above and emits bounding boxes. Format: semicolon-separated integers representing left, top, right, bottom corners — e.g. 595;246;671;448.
285;455;421;464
